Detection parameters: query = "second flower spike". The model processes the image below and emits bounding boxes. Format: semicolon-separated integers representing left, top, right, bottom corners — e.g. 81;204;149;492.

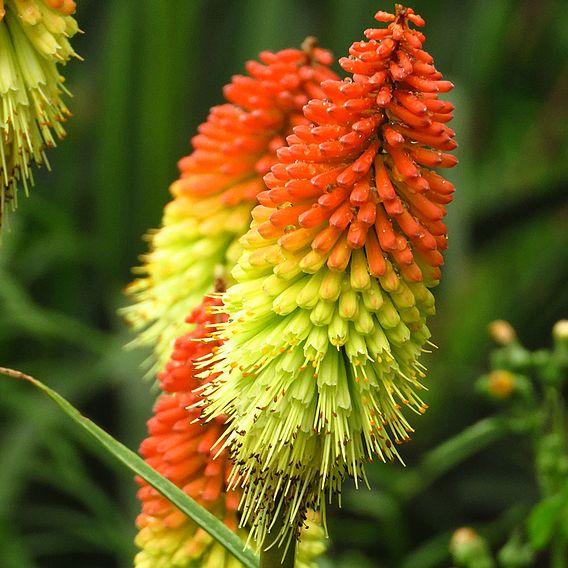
124;42;337;373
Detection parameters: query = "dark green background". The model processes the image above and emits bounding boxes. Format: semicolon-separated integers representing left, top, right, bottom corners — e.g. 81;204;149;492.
0;1;566;566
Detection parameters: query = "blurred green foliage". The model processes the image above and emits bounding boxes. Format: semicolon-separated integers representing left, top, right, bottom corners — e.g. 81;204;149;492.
0;1;566;567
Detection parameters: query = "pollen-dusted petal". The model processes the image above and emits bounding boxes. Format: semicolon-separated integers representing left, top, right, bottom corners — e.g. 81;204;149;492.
375;155;398;201
200;3;457;551
124;44;338;373
350;176;371;205
374;206;398;251
0;0;79;228
410;147;458;169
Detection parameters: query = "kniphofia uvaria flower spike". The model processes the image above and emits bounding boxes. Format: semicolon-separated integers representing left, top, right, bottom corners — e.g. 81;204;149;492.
0;0;79;227
135;293;240;567
124;42;337;373
135;292;327;567
200;4;457;548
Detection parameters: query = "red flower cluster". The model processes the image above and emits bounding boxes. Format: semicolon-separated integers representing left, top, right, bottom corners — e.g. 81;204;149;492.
176;41;338;205
257;5;456;288
125;42;339;373
134;293;239;563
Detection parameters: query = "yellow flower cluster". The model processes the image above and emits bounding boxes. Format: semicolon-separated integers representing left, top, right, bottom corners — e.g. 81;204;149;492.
0;0;78;226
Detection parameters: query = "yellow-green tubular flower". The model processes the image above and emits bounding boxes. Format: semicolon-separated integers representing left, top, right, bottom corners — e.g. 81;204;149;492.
199;5;457;549
123;46;337;373
296;511;327;568
0;0;78;227
135;522;249;568
200;217;434;547
135;513;326;568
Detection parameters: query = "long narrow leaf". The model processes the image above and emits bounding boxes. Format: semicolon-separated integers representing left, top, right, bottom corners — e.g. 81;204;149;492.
0;367;259;568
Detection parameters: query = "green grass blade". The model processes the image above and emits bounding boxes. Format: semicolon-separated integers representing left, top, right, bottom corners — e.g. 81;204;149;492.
0;367;259;568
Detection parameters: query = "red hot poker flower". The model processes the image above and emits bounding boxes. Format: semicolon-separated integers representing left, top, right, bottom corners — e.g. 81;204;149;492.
134;294;238;567
259;6;456;286
200;4;458;547
124;42;338;373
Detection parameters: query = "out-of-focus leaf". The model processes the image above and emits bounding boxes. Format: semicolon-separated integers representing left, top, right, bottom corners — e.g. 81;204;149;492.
527;482;568;549
0;520;35;568
401;531;453;568
395;416;533;501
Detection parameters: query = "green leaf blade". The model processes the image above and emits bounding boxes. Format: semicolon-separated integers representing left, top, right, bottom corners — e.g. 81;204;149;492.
0;367;259;568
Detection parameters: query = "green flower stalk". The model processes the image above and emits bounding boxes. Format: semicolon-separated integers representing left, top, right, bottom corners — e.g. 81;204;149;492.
124;43;337;373
199;4;457;547
0;0;79;227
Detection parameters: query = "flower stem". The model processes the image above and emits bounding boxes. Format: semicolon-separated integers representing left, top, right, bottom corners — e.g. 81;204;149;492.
259;511;296;568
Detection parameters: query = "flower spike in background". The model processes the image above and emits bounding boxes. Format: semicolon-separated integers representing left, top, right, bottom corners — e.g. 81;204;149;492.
0;0;79;228
124;41;337;374
135;290;327;567
200;4;457;548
